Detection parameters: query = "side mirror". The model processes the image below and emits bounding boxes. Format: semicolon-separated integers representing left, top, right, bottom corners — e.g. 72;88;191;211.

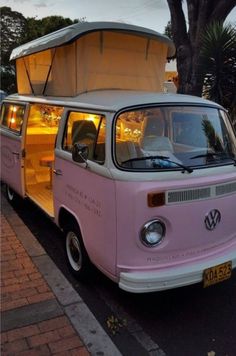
72;143;89;164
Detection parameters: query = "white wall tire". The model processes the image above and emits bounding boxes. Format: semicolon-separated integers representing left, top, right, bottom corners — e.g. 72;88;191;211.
6;184;17;203
66;231;83;272
65;227;91;279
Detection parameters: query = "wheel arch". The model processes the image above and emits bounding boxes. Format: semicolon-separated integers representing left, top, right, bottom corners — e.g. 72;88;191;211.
58;207;82;235
59;207;93;278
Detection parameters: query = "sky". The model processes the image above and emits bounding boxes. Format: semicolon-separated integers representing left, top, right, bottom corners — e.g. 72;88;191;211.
1;0;236;34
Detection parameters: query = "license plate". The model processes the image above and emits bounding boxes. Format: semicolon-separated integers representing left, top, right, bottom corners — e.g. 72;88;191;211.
203;261;232;288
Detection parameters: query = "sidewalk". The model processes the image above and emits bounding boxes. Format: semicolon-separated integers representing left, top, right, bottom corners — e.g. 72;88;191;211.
0;192;121;356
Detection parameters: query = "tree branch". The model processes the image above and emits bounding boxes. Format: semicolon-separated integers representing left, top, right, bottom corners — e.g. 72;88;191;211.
187;0;199;44
210;0;236;22
166;0;189;46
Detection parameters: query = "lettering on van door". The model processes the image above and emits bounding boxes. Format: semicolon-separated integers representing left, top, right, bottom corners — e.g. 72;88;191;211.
65;184;102;217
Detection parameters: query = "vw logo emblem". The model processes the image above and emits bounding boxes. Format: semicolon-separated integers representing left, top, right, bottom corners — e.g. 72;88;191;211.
205;209;221;230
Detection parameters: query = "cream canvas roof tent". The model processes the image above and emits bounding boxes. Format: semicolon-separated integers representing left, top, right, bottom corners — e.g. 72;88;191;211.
11;21;175;97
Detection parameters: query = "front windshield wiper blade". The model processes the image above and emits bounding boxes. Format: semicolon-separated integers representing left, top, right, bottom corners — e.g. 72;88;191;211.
122;155;193;173
191;152;236;166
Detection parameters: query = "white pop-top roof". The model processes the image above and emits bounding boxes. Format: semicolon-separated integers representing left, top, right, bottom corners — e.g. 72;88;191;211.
12;22;176;97
10;21;175;60
5;90;221;112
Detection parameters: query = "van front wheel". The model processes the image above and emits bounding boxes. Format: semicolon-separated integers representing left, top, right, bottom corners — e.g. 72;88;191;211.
65;228;91;279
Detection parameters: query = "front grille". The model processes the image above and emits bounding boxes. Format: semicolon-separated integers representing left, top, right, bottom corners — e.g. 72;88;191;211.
167;180;236;204
167;188;211;203
216;181;236;196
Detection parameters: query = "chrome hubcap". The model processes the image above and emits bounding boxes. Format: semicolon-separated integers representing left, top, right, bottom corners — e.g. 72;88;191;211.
66;232;82;271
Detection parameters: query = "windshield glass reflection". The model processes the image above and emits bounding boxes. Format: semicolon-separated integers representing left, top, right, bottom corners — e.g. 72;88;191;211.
115;106;236;171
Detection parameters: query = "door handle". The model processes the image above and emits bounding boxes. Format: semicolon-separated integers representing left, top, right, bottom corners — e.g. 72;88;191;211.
53;169;63;176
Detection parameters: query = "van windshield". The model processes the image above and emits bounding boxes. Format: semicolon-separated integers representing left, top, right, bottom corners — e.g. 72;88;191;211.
114;106;236;171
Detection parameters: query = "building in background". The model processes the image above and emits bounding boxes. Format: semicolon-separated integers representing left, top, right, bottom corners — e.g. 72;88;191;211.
164;60;178;93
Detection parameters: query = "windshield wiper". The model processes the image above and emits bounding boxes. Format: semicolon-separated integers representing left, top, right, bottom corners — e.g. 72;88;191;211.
191;152;236;166
122;155;193;173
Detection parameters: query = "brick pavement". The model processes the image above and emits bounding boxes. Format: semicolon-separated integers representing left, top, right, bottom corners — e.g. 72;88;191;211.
0;212;90;355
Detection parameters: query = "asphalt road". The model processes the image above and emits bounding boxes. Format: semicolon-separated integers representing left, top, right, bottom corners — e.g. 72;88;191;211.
6;194;236;356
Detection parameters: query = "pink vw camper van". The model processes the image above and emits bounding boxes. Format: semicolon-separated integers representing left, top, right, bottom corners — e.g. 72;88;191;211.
1;22;236;293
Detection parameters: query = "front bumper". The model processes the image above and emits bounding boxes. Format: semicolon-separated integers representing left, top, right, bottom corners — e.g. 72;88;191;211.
119;249;236;293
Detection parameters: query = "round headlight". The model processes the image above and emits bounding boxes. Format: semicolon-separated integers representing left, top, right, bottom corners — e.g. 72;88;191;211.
140;219;165;247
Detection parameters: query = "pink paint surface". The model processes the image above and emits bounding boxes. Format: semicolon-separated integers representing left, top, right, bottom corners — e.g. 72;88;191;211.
0;134;24;196
115;176;236;274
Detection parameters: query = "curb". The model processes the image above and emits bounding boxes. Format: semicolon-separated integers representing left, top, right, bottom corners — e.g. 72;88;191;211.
1;192;122;356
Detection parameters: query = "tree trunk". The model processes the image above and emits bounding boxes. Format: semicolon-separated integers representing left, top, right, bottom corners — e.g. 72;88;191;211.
176;44;205;96
167;0;236;96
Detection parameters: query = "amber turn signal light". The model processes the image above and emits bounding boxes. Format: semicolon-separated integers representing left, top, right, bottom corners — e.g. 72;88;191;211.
147;192;165;207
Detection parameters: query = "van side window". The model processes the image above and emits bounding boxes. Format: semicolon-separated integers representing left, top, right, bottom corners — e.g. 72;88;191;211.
63;112;106;164
0;103;25;134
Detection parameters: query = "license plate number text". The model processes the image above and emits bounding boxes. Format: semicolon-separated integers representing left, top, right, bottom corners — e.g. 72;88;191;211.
203;261;232;288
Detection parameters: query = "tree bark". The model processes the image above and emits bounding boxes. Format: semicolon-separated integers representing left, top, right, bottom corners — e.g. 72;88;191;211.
166;0;236;96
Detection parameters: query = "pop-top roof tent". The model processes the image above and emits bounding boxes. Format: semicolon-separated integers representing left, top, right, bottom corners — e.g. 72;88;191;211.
11;21;175;97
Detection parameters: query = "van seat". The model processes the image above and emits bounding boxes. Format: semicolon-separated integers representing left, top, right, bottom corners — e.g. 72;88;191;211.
26;151;52;184
140;136;174;152
116;141;137;164
94;143;105;163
